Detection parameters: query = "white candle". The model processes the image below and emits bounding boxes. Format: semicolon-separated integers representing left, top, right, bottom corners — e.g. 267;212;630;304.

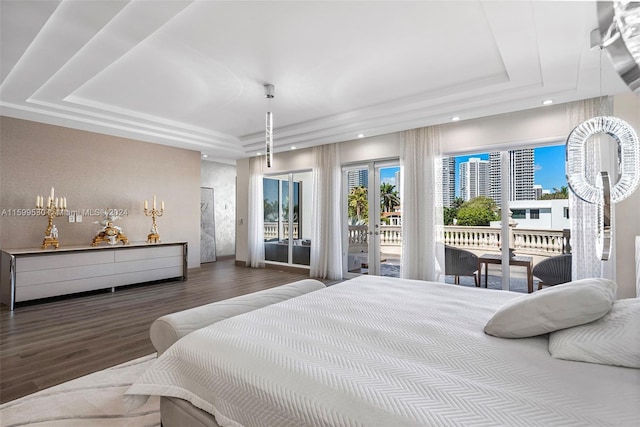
153;195;156;209
36;195;39;207
48;196;51;207
51;187;54;200
63;197;67;209
55;197;58;208
161;200;165;210
144;200;148;210
40;195;43;208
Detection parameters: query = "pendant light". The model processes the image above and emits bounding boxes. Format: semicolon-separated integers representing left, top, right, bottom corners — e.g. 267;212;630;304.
265;84;274;168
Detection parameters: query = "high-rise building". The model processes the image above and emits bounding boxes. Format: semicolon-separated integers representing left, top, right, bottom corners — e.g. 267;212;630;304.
347;169;368;192
489;149;535;205
510;148;535;201
394;169;401;197
533;184;543;200
459;158;490;201
442;157;456;207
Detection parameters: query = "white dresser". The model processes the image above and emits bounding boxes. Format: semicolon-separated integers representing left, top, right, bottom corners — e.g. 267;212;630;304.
0;242;187;310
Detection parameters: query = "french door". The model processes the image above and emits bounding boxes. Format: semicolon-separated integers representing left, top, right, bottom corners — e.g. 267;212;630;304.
343;161;401;277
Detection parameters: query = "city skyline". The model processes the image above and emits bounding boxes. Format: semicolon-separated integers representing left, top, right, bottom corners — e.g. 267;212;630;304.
379;144;567;197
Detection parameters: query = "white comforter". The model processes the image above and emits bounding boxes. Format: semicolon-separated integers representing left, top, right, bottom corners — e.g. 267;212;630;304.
126;275;640;426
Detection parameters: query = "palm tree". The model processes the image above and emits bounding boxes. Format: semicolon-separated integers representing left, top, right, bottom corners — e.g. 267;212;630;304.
542;185;569;200
555;186;569;198
380;183;400;212
348;186;368;222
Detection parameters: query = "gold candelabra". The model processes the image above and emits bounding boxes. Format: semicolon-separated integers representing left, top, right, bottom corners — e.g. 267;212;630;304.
144;195;164;243
36;187;67;249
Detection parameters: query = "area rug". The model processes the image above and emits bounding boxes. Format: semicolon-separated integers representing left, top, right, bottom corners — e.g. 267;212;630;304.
0;354;159;427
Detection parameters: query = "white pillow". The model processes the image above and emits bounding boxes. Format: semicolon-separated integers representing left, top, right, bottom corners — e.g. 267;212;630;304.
549;298;640;368
484;278;617;338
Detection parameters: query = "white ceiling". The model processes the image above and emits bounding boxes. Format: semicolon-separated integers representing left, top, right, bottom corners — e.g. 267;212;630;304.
0;0;632;163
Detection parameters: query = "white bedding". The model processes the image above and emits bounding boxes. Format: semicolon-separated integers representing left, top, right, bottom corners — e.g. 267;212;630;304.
126;275;640;426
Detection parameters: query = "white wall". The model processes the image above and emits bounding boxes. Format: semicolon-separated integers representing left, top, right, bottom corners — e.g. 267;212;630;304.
503;200;570;230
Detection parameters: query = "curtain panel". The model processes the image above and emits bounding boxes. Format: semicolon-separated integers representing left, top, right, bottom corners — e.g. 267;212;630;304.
566;97;615;281
246;157;265;268
310;144;343;280
400;127;444;281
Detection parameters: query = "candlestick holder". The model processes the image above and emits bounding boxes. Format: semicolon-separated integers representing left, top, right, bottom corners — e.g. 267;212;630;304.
144;201;164;244
35;188;67;249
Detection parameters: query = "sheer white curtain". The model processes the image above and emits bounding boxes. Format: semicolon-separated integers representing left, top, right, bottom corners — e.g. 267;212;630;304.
400;127;444;281
310;143;343;280
566;97;615;281
246;156;265;268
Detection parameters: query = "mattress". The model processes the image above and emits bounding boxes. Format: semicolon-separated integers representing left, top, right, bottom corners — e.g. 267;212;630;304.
126;275;640;426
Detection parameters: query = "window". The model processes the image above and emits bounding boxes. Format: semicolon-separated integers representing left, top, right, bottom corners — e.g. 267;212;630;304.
512;209;526;219
563;207;570;219
441;144;568;293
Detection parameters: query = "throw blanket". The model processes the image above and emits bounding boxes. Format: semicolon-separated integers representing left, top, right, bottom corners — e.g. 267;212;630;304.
127;275;640;426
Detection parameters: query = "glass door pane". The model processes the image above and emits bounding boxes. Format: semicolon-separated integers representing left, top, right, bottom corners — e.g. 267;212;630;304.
378;165;401;277
344;166;371;275
264;174;288;263
507;145;570;293
291;171;312;266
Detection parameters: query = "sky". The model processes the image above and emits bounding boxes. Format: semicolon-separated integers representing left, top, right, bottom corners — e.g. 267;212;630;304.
378;145;567;195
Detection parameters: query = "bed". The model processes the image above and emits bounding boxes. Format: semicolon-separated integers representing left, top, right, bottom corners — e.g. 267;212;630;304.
126;275;640;426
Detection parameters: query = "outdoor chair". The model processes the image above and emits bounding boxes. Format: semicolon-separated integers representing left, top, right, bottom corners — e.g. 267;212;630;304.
532;254;572;290
444;245;479;286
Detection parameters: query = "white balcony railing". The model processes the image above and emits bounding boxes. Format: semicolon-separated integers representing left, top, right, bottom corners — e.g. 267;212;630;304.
442;226;570;256
265;222;571;256
345;225;570;256
264;222;299;240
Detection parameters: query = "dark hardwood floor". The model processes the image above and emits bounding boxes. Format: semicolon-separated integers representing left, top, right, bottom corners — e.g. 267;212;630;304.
0;258;316;404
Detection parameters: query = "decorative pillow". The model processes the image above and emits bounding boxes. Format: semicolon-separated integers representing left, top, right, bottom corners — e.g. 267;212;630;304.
484;278;617;338
549;298;640;368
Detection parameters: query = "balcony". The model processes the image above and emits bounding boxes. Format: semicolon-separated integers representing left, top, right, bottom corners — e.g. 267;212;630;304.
347;225;571;292
265;223;571;292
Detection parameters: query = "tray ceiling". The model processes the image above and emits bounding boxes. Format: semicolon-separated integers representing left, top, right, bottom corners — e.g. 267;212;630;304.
0;0;631;162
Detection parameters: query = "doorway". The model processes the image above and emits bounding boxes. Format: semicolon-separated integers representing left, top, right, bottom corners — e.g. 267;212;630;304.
343;161;401;277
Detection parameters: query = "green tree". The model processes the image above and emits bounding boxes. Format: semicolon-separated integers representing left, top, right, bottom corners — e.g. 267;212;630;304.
456;196;499;226
540;185;569;200
380;183;400;212
444;197;465;225
348;186;368;222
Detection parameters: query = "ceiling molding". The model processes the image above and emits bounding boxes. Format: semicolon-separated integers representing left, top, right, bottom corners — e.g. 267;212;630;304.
0;0;632;161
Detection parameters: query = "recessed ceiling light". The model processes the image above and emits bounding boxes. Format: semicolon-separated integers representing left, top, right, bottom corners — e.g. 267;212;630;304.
357;134;365;138
542;99;553;105
256;152;262;156
202;154;208;158
290;146;296;150
451;116;460;122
